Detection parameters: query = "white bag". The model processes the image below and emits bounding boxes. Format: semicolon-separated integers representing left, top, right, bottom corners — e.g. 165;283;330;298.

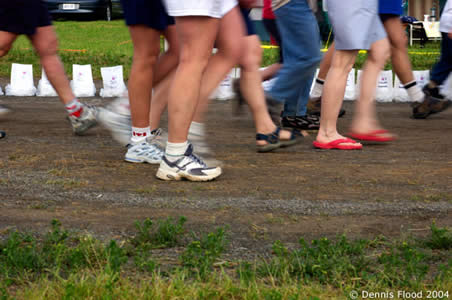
0;86;3;96
70;64;96;97
100;66;127;98
394;70;430;102
344;68;356;101
5;63;36;96
375;70;393;102
36;69;58;97
210;69;235;100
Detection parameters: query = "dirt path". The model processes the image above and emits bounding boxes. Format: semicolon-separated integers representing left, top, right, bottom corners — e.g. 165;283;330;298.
0;96;451;254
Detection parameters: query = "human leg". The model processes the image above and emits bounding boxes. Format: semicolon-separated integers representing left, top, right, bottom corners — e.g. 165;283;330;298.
30;26;98;134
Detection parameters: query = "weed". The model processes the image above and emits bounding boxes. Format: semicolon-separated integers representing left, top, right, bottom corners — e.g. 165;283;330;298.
425;223;452;250
131;216;186;249
181;227;228;279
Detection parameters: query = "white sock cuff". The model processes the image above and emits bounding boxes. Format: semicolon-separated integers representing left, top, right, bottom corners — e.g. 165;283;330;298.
166;141;188;157
405;82;425;103
189;122;206;137
131;126;151;142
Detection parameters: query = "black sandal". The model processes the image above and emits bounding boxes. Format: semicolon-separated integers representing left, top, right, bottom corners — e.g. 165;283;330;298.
256;127;299;153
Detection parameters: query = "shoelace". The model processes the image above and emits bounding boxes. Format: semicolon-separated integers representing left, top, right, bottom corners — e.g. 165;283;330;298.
188;152;207;168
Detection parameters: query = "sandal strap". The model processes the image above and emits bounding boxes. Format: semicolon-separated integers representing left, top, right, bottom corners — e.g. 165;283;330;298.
256;127;281;144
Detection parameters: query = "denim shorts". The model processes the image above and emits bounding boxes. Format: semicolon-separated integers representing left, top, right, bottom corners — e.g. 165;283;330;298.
120;0;174;30
0;0;52;35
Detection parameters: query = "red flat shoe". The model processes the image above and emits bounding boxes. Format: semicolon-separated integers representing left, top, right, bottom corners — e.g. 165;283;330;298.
347;130;396;143
313;138;362;150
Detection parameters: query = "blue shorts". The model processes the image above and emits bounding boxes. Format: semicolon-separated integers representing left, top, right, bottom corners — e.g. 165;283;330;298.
0;0;52;36
240;8;256;36
379;0;403;16
120;0;174;31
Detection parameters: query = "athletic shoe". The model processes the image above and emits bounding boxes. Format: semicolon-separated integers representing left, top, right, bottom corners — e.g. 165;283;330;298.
156;144;222;181
188;132;222;167
281;114;320;130
412;96;451;119
265;94;284;125
307;96;346;118
69;105;98;135
125;136;164;164
0;131;5;139
97;96;132;146
422;84;444;100
0;105;11;118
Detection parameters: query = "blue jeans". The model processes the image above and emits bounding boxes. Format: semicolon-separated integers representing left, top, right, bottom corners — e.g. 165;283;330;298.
430;32;452;86
267;0;321;117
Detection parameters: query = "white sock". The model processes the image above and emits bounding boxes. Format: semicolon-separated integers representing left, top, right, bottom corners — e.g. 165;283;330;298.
188;121;206;137
165;141;188;162
310;78;325;98
65;98;83;118
404;81;425;103
131;126;151;143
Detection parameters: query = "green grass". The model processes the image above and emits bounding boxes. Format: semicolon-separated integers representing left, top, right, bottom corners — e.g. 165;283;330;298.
0;20;442;80
0;219;451;299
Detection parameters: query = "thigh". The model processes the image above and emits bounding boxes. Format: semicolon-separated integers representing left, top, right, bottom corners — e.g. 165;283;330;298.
121;0;174;31
28;25;58;56
128;25;161;58
0;31;18;51
382;16;407;48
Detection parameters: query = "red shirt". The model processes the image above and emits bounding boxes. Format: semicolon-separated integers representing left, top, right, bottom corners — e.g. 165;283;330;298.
263;0;275;19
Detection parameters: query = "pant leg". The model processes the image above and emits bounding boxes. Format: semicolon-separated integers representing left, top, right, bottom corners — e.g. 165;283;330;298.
267;0;321;116
430;32;452;85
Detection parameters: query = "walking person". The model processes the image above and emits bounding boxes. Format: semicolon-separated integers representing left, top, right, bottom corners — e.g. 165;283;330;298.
98;0;179;164
265;0;322;131
416;0;452;118
314;0;394;150
0;0;98;134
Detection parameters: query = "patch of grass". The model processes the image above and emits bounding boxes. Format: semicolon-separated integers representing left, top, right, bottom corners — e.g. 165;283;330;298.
181;227;228;279
1;220;451;299
45;178;88;189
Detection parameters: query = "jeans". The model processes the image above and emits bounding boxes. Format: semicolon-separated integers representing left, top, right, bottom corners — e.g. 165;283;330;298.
430;32;452;86
267;0;321;117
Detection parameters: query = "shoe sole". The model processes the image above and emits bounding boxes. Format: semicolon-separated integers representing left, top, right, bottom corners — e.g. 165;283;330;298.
124;156;161;164
156;167;222;182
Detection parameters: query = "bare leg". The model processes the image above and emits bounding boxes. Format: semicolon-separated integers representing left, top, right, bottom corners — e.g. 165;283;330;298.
315;49;358;145
350;38;391;135
150;70;174;130
238;35;293;144
192;7;244;124
260;63;281;81
153;25;179;86
127;25;160;128
0;31;17;57
318;42;335;80
383;17;415;84
167;16;219;143
29;26;74;104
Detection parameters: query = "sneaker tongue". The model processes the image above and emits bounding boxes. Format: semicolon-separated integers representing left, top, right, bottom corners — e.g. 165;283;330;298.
184;143;194;156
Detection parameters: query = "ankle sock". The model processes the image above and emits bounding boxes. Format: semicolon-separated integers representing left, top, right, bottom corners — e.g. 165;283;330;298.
404;81;424;103
310;78;325;98
188;121;206;137
65;98;83;118
131;126;151;143
165;141;188;162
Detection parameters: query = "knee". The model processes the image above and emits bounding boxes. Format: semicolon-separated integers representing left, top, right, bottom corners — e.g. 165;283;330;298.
179;47;211;71
371;40;391;65
35;36;58;58
133;48;159;69
391;35;408;52
240;41;262;70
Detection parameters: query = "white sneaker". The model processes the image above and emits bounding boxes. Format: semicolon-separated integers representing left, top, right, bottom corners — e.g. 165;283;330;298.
156;144;222;182
188;133;223;167
97;97;132;146
125;137;164;164
69;105;98;135
0;105;11;118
